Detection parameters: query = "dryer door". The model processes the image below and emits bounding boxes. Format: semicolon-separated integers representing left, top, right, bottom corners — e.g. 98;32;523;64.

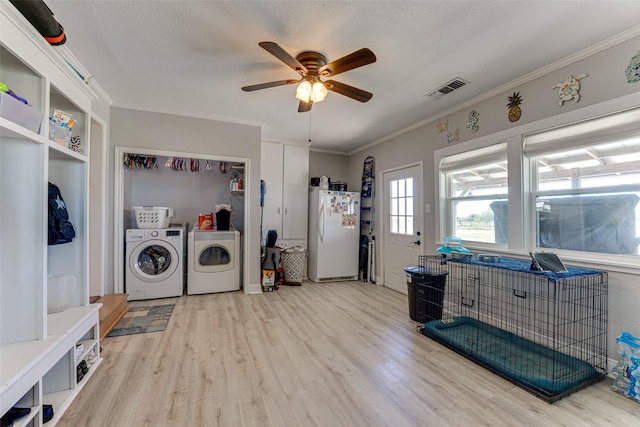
195;241;235;272
130;239;180;282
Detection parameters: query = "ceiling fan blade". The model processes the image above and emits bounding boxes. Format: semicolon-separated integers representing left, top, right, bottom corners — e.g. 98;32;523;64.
318;48;376;77
259;41;308;75
298;100;312;113
324;80;373;103
241;79;298;91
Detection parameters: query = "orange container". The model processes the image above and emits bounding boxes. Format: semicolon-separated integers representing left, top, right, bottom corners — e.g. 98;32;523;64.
198;213;214;230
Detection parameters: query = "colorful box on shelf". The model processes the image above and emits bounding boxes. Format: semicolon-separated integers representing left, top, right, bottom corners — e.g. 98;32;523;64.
49;118;72;147
0;90;42;133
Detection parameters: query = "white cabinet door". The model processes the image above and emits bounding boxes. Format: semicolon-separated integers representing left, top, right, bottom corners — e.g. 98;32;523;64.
260;141;283;244
282;144;309;240
260;142;309;245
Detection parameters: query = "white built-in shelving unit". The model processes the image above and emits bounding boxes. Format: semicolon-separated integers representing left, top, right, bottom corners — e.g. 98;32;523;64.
1;2;101;425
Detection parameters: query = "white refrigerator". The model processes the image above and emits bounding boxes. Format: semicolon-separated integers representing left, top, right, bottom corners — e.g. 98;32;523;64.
307;188;361;282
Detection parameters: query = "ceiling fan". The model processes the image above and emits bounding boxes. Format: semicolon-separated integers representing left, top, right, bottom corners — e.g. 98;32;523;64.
241;41;377;112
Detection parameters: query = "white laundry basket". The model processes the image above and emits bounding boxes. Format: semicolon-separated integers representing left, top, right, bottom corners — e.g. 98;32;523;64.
133;206;174;229
281;247;307;285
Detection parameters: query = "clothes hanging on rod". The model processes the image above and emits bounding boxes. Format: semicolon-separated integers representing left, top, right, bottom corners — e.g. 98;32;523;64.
123;154;158;170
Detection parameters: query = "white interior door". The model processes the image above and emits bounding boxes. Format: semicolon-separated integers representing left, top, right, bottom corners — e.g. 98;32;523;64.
382;164;423;293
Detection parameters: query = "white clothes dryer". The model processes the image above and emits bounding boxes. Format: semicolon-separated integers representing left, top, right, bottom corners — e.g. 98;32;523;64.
188;229;241;294
125;227;184;301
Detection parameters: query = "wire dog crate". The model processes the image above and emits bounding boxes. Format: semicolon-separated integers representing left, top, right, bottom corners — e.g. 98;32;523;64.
418;255;608;402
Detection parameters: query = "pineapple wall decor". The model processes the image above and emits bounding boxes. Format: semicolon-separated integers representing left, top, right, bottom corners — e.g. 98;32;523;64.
507;92;523;122
437;119;448;133
552;74;588;105
626;51;640;83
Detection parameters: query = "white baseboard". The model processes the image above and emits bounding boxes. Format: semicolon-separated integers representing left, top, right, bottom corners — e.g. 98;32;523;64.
247;283;263;294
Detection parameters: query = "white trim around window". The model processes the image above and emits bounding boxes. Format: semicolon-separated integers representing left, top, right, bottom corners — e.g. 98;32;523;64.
434;91;640;274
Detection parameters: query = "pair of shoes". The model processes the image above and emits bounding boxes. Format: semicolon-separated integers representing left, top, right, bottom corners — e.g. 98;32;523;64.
77;360;89;382
1;406;31;426
42;405;54;424
86;349;98;366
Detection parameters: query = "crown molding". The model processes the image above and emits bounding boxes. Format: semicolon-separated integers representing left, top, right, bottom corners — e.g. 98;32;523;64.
350;24;640;156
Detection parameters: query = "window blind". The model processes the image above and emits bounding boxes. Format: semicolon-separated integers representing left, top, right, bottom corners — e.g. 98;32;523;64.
524;107;640;157
439;142;507;173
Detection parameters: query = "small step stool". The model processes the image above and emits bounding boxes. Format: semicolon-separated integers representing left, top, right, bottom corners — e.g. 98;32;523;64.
90;294;129;339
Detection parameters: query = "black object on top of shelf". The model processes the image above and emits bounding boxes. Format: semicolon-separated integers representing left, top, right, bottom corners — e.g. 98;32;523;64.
329;182;347;191
9;0;66;46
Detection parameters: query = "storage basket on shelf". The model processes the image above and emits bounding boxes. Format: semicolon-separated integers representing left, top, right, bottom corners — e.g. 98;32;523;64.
133;206;173;229
281;247;307;285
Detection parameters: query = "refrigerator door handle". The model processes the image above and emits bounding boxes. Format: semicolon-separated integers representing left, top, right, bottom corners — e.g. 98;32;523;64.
319;200;325;243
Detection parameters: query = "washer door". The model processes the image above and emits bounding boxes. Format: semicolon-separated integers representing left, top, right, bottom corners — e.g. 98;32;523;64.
195;241;235;272
130;239;179;282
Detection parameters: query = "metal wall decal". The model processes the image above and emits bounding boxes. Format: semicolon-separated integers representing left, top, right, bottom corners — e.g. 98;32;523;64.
436;119;448;133
552;74;588;105
447;129;459;143
507;92;523;122
626;50;640;83
467;110;479;133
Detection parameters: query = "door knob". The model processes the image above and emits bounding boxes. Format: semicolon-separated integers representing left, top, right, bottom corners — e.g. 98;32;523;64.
411;240;421;245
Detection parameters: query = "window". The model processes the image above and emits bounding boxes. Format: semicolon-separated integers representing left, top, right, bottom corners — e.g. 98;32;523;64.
525;109;640;256
390;177;413;235
441;143;508;245
436;107;640;268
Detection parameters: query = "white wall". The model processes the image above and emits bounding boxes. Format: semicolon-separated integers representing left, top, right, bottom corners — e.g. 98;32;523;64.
110;107;262;292
309;151;350;189
122;156;239;230
348;35;640;356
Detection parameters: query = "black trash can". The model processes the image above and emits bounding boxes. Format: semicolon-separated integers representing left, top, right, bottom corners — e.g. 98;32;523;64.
405;265;447;323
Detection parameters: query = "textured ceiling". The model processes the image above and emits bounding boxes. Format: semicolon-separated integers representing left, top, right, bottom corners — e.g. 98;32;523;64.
46;1;640;153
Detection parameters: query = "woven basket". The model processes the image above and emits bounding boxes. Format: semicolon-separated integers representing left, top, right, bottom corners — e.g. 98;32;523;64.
281;247;307;285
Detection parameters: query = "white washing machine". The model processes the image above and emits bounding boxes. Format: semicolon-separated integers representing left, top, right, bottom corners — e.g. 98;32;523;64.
188;229;241;294
125;227;185;301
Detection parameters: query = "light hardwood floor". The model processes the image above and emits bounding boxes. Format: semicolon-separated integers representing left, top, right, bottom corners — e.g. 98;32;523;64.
59;281;638;426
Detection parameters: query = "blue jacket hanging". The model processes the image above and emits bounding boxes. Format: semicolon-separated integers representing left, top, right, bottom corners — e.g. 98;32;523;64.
48;182;75;245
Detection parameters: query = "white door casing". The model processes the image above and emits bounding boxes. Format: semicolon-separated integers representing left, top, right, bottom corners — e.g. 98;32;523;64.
382;163;424;293
88;117;107;297
260;141;284;244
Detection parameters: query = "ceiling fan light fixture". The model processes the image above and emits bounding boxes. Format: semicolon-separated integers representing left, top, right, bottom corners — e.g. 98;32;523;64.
246;42;375;111
296;79;327;103
295;80;312;102
312;81;328;102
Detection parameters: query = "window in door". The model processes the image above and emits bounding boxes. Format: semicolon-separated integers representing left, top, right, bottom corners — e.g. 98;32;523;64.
390;177;414;235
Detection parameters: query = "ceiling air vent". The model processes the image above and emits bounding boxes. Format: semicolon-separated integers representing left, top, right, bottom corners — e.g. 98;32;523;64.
425;77;470;101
